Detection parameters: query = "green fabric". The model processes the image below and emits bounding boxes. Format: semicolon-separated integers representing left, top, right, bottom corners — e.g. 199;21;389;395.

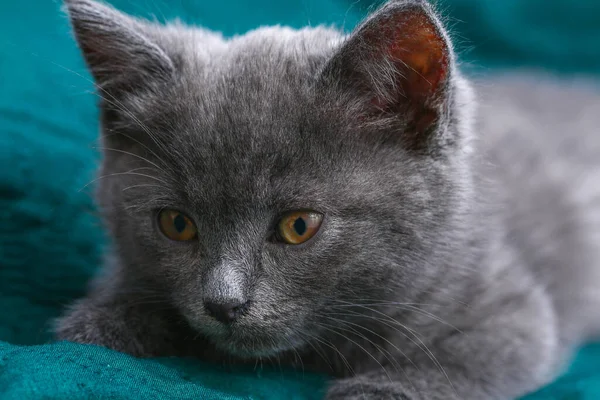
0;0;599;399
0;342;327;400
0;341;599;399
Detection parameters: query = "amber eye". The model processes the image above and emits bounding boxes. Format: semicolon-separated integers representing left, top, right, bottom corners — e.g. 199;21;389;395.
276;211;323;245
157;209;197;241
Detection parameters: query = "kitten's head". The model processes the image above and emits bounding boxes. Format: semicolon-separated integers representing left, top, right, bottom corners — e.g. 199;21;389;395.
66;0;475;358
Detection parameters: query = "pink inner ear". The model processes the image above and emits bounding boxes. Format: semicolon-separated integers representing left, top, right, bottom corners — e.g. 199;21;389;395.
373;9;450;108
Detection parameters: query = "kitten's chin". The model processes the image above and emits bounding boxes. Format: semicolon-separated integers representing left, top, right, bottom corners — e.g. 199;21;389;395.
201;325;304;359
183;312;307;359
214;336;294;359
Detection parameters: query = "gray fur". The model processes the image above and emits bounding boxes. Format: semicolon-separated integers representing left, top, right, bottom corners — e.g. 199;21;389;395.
56;0;600;399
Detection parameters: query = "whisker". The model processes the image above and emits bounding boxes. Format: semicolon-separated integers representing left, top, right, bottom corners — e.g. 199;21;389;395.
45;59;169;157
322;315;405;378
317;321;393;384
296;330;334;372
93;146;166;172
101;128;172;172
330;300;462;333
302;329;356;378
284;337;305;376
121;184;164;192
78;169;168;192
331;295;470;308
391;304;463;333
96;92;172;158
272;340;283;376
322;313;419;373
253;357;260;372
331;300;440;308
327;306;456;395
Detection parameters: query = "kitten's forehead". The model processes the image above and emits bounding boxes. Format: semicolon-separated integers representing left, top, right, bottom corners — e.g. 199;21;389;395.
224;26;342;74
145;27;346;181
174;26;339;103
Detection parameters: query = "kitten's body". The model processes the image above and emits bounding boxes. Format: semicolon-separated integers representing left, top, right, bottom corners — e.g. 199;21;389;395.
478;75;600;344
57;1;600;399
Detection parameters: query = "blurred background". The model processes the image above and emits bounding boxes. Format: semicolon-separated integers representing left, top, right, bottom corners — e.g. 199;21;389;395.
0;0;599;346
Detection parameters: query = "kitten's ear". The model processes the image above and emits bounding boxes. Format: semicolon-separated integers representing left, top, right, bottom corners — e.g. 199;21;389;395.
322;0;453;147
64;0;174;95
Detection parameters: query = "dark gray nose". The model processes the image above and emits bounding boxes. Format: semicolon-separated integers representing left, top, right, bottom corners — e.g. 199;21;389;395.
203;300;250;324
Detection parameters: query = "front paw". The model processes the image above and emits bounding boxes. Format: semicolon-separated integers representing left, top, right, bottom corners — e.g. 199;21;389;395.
55;299;148;357
326;378;415;400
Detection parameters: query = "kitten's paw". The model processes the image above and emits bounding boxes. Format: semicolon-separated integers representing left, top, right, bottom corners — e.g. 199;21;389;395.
326;378;415;400
55;299;149;357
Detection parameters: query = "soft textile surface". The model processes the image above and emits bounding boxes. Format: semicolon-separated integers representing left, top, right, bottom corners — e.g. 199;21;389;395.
0;341;599;400
0;0;599;399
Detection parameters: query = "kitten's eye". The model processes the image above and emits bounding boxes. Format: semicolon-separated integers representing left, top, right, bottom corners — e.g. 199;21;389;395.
158;209;197;241
276;211;323;245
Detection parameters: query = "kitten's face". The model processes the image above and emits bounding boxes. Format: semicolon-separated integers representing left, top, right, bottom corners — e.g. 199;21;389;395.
68;0;471;357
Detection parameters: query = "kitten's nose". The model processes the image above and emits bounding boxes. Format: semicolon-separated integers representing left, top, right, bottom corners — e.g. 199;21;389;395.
203;300;250;324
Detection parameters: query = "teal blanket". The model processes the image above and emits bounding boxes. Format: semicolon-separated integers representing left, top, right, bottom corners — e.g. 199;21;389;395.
0;0;599;398
0;341;599;399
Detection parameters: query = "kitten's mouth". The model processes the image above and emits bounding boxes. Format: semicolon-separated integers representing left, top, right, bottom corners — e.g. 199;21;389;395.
183;308;307;358
220;337;289;358
201;325;304;359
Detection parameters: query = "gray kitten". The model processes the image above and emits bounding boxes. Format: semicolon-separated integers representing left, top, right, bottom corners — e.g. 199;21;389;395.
56;0;600;399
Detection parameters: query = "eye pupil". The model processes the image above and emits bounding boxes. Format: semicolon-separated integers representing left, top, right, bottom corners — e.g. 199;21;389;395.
173;214;187;233
293;217;307;236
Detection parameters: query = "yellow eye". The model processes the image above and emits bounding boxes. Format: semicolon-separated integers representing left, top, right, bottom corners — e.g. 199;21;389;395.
158;209;197;241
277;211;323;245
